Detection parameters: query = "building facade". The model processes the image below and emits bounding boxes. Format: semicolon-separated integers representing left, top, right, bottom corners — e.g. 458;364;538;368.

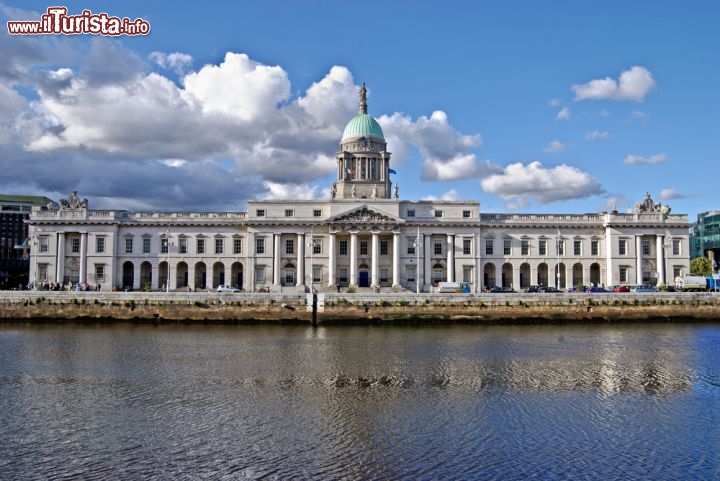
691;211;720;269
1;194;55;288
27;88;691;291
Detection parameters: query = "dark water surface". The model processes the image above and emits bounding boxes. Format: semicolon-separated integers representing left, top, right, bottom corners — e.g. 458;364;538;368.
1;322;719;480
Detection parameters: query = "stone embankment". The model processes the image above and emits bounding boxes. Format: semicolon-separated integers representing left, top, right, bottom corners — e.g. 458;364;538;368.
2;291;720;325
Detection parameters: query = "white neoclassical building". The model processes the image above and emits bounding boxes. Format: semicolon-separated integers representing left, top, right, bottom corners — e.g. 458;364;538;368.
27;86;691;292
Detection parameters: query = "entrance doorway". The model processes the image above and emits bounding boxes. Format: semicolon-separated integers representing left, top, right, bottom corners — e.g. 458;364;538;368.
359;271;369;287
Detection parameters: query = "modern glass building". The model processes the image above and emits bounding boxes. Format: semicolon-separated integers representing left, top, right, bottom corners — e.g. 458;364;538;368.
691;211;720;268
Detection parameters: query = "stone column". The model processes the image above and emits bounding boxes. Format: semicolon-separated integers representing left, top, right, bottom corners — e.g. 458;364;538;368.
424;234;432;289
79;232;87;284
656;235;665;285
273;233;281;287
350;232;358;288
446;234;454;283
371;232;379;287
188;263;195;290
604;222;614;287
635;236;643;284
296;233;304;287
328;232;336;286
392;232;400;288
152;262;160;290
56;233;65;284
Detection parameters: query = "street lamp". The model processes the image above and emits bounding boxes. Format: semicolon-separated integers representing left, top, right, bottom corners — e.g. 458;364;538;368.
165;225;170;293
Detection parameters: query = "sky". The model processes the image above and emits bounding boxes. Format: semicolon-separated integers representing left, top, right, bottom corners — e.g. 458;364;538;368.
1;1;719;218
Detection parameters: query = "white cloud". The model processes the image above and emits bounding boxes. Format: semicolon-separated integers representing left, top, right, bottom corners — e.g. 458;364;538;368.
658;188;689;200
556;107;570;120
572;66;656;102
548;98;562;107
422;189;460;201
149;51;193;74
379;110;487;181
600;195;629;213
623;153;667;165
481;161;602;209
544;140;565;153
585;130;610;140
263;181;318;200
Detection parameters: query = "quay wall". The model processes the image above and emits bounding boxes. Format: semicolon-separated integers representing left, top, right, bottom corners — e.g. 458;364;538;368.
1;292;720;324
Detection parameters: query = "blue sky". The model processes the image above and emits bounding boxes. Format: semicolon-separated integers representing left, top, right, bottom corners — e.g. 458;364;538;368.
1;1;718;218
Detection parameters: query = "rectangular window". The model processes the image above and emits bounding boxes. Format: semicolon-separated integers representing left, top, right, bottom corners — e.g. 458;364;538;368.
313;238;321;255
434;210;443;218
485;239;493;255
285;209;294;217
313;209;322;217
360;241;368;256
557;240;564;256
407;238;415;255
125;238;133;254
233;238;242;254
338;267;348;284
37;263;48;281
619;266;628;283
380;268;389;283
619;239;628;256
96;236;105;253
380;240;388;256
521;239;529;256
539;239;547;256
673;266;683;278
672;239;681;256
406;265;416;283
143;238;151;254
434;241;443;255
339;240;348;256
95;264;105;281
255;266;266;283
215;238;223;254
256;238;265;254
463;210;471;218
179;238;187;254
642;239;650;255
407;209;415;218
463;239;471;255
39;236;49;253
161;238;168;254
286;239;294;255
313;266;321;283
574;239;582;256
196;238;205;254
256;209;265;217
591;240;599;256
504;239;511;255
463;266;473;283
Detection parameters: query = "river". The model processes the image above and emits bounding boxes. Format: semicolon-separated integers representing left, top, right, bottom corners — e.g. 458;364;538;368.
1;322;719;480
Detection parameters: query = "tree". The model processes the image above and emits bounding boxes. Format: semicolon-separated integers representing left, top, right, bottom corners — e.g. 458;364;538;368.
690;256;712;276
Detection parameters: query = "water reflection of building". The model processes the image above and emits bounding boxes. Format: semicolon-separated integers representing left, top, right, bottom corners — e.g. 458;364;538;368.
27;88;691;291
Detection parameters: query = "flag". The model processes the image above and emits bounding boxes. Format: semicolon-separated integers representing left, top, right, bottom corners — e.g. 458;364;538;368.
344;167;351;174
388;168;397;174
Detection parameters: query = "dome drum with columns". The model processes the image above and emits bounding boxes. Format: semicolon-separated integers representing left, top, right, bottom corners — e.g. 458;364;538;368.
334;83;392;200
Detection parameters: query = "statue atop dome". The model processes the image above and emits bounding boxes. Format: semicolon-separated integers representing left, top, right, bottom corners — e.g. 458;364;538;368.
359;83;367;114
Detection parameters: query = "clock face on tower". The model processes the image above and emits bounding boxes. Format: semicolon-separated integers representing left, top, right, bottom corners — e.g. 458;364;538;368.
359;139;368;149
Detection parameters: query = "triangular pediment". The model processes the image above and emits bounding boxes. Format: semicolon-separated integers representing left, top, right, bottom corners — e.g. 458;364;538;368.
329;205;403;225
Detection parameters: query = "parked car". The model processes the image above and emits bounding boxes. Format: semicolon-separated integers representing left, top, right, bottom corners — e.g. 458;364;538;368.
614;285;631;293
588;286;608;293
217;285;240;293
539;286;561;293
631;285;659;293
526;285;540;293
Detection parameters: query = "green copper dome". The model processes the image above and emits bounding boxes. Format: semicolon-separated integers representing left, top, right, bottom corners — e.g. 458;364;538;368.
341;113;385;141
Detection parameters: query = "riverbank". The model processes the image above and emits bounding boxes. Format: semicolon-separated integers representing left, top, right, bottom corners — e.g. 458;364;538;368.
2;291;720;324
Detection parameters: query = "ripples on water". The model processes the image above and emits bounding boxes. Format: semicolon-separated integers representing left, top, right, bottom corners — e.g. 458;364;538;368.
1;323;719;480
